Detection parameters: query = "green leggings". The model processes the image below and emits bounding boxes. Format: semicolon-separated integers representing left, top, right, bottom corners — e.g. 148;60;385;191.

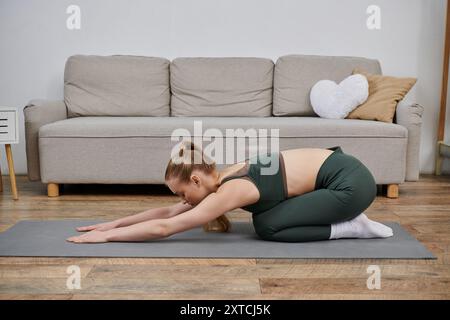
252;146;377;242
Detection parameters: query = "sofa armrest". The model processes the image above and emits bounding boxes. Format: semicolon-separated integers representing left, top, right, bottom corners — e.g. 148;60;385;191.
394;100;424;181
23;99;68;181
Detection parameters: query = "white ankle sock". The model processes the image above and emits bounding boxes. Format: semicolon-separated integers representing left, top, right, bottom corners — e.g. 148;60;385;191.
329;213;393;240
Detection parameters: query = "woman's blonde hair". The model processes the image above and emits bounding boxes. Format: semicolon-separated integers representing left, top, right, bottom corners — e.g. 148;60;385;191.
165;140;231;233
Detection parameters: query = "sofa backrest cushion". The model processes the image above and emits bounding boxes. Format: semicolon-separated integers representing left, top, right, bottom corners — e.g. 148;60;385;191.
170;57;274;117
273;54;382;116
64;55;170;117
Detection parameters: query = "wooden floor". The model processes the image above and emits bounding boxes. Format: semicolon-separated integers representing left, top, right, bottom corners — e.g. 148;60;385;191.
0;174;449;300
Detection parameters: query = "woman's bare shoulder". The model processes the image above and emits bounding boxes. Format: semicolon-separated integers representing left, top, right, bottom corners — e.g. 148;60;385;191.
216;178;260;209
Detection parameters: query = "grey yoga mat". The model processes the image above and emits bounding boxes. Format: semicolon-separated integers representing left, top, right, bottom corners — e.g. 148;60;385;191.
0;220;435;259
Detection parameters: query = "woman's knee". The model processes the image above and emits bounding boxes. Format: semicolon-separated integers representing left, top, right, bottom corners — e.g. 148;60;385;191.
252;215;277;240
254;227;278;241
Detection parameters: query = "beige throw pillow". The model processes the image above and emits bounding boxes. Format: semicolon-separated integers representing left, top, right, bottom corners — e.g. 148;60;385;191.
346;68;417;123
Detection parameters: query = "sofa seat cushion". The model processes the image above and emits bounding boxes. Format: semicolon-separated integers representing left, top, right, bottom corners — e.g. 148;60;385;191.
38;117;407;184
39;116;407;139
170;57;274;117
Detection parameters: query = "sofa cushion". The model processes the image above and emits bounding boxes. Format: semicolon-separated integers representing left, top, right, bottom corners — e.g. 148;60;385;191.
39;116;407;139
38;133;407;185
170;57;274;117
38;117;407;184
273;55;382;116
310;74;369;119
64;55;170;117
346;68;417;123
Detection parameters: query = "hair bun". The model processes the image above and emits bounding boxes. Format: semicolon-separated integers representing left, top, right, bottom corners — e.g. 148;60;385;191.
178;140;198;157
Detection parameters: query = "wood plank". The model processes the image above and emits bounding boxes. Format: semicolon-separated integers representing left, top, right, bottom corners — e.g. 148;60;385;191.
0;277;261;295
0;257;257;266
85;264;450;279
260;277;450;295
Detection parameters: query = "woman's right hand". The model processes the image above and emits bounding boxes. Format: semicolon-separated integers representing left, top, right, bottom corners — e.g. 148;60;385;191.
76;220;120;232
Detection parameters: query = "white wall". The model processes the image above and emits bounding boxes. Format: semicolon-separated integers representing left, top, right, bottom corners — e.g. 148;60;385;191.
0;0;448;176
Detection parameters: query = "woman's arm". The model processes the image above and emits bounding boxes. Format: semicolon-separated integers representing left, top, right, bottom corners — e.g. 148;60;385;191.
162;181;252;237
106;191;237;242
115;206;167;227
76;201;194;232
116;201;194;227
67;218;168;243
68;211;178;242
67;181;253;243
105;219;167;242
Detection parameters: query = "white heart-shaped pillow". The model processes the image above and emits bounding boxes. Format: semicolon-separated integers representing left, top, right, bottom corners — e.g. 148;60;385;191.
310;74;369;119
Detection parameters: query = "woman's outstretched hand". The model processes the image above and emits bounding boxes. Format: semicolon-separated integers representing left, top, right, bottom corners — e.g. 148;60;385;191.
76;221;120;232
66;230;109;243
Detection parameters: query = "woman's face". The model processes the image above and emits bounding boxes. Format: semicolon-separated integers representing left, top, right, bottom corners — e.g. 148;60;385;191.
166;171;211;206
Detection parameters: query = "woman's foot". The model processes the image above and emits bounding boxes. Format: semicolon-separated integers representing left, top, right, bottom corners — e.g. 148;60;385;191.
330;213;394;239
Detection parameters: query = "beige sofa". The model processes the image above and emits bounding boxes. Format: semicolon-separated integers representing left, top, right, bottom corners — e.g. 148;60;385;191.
23;54;424;198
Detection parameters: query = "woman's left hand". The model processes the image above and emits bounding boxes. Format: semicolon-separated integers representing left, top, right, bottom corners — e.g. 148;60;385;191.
66;230;109;243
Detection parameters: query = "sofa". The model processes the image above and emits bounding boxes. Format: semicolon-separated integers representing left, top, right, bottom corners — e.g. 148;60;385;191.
23;54;424;198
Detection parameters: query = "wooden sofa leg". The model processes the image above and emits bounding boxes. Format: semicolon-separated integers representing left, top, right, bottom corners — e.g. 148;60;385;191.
386;184;399;198
47;183;59;197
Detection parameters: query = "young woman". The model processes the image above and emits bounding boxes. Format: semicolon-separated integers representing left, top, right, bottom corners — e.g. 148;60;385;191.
67;140;393;243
